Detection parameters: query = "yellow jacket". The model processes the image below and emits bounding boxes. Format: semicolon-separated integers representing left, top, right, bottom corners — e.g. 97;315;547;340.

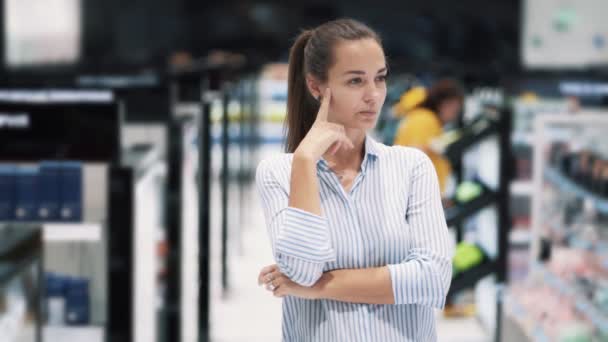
393;107;452;194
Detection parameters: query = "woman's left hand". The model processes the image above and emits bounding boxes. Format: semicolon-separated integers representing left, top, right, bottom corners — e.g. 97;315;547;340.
258;264;321;299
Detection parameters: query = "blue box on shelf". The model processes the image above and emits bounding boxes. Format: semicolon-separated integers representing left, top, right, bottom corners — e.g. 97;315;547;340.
0;165;16;220
59;162;83;222
38;161;62;221
64;277;90;325
15;166;40;221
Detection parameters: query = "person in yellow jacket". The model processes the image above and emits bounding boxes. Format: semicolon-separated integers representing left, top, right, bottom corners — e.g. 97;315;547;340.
393;79;464;195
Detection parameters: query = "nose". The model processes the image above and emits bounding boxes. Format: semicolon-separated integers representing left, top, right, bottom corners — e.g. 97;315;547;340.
363;83;381;104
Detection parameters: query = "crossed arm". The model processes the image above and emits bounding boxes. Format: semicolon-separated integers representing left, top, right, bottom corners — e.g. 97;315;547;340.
255;150;453;308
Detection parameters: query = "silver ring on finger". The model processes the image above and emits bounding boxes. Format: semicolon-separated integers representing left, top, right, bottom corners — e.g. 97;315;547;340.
268;281;276;291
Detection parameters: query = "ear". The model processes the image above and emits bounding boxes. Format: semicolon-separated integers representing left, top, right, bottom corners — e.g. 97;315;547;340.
305;74;323;101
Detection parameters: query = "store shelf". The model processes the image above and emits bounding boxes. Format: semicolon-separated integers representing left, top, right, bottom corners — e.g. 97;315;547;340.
443;119;499;163
544;167;608;214
1;222;102;242
548;219;608;260
509;229;531;246
511;132;534;146
174;103;201;118
510;180;533;196
43;223;102;242
503;292;550;342
536;264;608;335
448;259;496;297
444;189;498;227
43;326;104;342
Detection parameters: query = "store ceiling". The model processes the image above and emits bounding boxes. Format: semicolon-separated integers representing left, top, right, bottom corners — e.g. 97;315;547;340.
1;0;520;76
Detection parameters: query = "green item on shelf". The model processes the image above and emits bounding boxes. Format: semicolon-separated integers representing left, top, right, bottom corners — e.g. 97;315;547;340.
452;243;484;274
557;322;592;342
455;181;483;203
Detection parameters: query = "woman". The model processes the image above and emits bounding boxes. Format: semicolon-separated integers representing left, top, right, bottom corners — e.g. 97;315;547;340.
256;18;453;341
393;79;464;195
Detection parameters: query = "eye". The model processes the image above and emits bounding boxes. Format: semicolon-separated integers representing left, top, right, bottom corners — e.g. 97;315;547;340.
376;74;388;82
348;78;363;85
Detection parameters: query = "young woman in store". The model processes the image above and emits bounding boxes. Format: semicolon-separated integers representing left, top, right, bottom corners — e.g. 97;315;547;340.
256;18;453;341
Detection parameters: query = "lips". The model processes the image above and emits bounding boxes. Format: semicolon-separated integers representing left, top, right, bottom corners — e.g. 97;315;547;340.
358;110;377;116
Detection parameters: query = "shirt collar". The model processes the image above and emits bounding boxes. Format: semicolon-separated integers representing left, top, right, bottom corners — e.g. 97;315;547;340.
317;135;382;173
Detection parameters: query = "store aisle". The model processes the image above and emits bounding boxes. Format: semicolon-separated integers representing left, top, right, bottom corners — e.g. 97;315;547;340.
210;146;490;342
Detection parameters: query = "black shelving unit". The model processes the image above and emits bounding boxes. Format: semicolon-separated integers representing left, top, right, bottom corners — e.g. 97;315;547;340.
445;188;499;227
0;90;136;342
169;56;251;342
168;66;209;342
443;103;512;342
448;258;497;297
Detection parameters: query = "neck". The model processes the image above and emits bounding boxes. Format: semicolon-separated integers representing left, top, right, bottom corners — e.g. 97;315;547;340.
323;129;366;170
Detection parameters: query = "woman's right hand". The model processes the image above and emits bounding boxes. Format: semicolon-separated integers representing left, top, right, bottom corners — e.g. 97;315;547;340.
294;88;354;161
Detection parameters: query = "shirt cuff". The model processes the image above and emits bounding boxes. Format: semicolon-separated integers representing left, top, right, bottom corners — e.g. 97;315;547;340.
274;207;335;263
387;249;451;308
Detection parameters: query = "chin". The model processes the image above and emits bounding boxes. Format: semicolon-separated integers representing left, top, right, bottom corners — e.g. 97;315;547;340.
346;121;377;131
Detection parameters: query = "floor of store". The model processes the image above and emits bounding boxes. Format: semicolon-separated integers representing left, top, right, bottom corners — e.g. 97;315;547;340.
208;146;491;342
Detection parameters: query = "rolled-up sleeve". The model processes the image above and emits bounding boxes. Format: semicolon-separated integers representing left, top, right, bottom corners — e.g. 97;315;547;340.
256;159;336;286
387;150;453;308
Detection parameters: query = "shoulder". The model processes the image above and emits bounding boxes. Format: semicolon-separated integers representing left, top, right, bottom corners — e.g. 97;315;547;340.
255;153;293;184
376;141;428;164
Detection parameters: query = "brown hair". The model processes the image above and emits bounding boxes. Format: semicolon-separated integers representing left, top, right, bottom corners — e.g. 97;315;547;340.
285;18;383;153
417;79;465;114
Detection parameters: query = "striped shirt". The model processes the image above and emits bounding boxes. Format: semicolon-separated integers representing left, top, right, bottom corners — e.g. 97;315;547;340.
256;135;453;342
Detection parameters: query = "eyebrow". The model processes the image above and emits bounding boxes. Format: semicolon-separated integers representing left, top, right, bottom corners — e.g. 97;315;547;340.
343;67;388;76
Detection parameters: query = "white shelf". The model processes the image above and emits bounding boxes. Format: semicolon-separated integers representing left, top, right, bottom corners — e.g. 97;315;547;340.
545;167;608;214
174;103;201;118
509;229;531;245
43;223;102;242
503;291;550;342
511;132;534;146
537;263;608;335
43;326;104;342
510;180;533;196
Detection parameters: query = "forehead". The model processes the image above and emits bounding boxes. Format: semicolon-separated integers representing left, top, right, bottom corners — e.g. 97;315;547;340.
330;38;386;74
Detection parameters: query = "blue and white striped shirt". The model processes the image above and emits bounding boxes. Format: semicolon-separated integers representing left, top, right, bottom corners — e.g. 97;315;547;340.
256;135;453;342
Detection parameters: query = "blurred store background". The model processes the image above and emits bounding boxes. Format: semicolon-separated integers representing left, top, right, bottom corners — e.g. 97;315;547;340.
0;0;607;341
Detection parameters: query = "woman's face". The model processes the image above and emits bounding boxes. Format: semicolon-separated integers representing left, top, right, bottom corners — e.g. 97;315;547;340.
310;38;387;130
438;97;462;124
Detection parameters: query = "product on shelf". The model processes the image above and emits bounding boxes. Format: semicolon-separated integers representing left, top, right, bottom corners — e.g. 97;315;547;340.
45;273;66;326
64;277;90;325
45;273;90;326
38;162;62;221
548;141;608;199
15;166;39;221
0;165;16;220
506;114;608;342
0;161;83;223
452;242;486;276
455;181;484;203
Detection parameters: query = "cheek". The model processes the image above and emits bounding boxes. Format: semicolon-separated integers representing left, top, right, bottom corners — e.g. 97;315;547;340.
378;87;387;104
329;87;359;115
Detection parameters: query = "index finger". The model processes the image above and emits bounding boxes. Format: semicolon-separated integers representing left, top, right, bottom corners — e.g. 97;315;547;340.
315;88;331;122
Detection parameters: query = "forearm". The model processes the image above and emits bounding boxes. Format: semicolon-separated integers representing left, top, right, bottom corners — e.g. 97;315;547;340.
289;153;321;215
314;267;395;305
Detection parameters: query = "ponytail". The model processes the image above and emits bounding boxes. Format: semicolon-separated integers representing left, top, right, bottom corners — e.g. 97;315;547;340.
285;30;318;153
